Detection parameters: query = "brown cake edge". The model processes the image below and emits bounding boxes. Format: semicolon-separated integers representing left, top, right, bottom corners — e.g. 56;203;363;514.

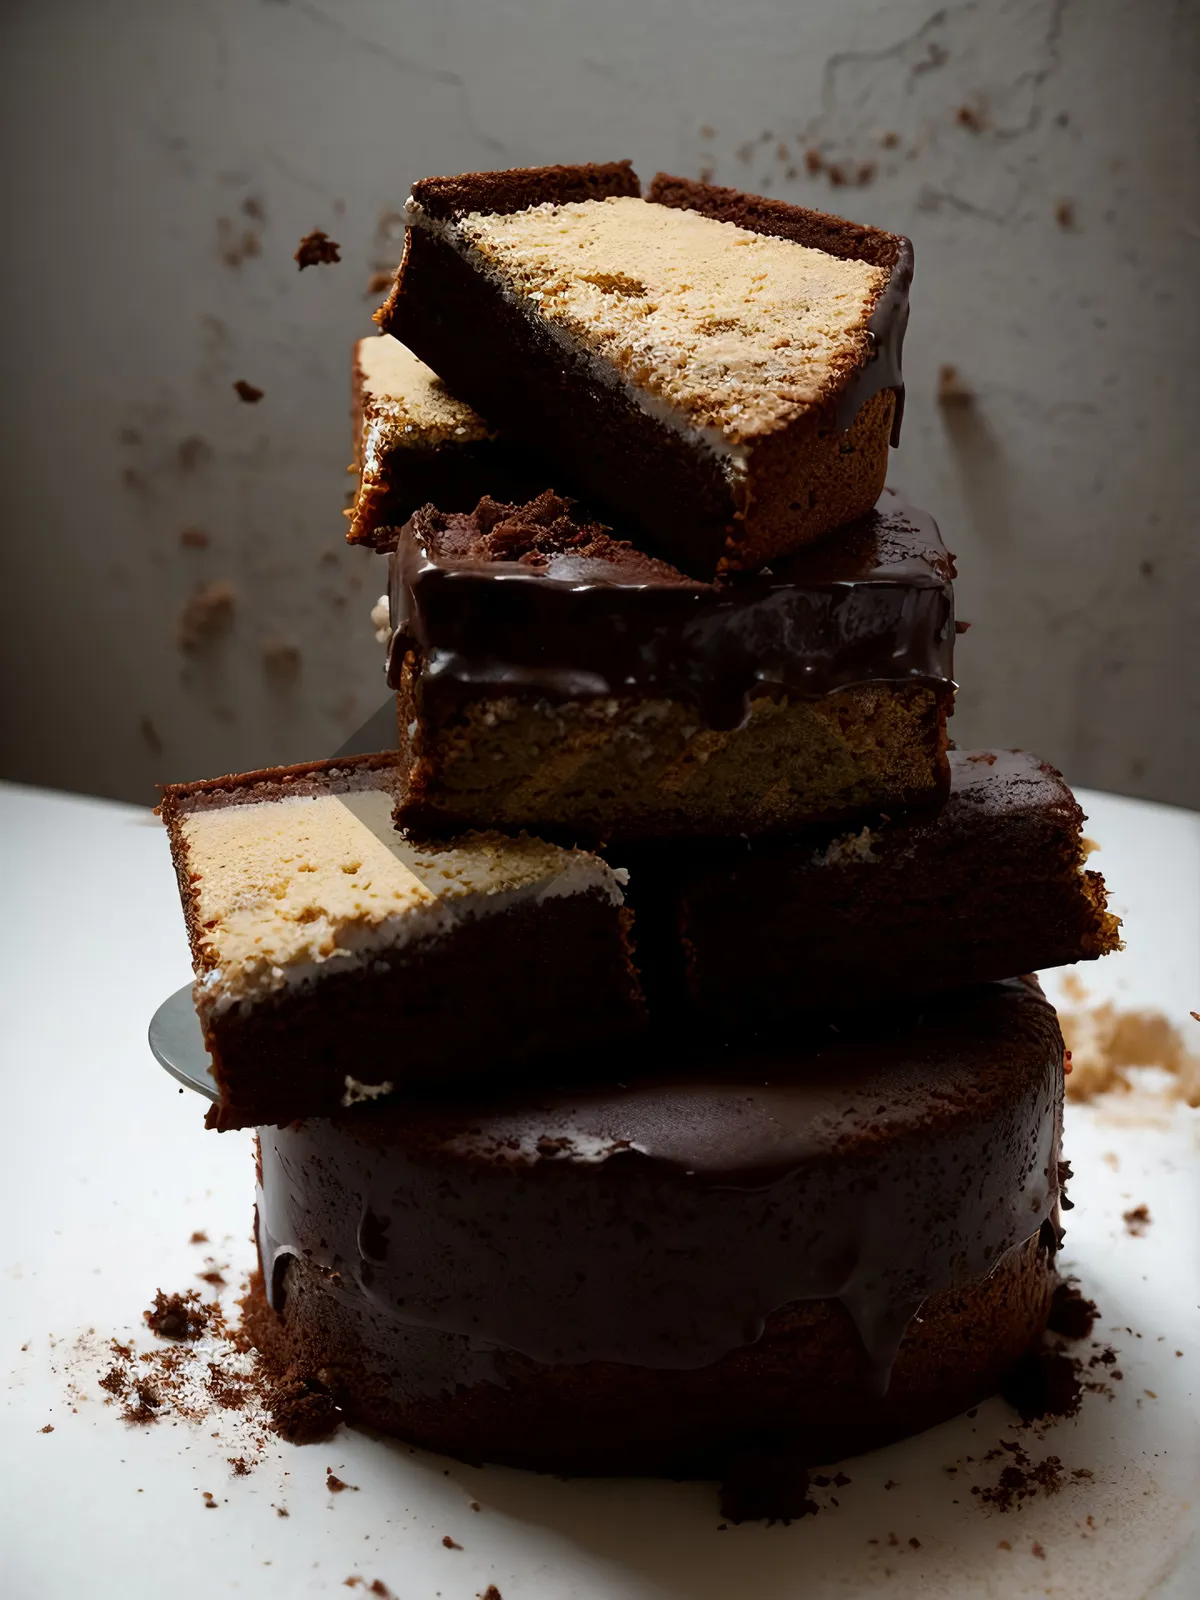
243;1229;1058;1478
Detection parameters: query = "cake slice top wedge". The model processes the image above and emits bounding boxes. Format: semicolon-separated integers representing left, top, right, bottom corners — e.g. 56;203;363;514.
405;183;897;452
385;162;913;576
159;753;626;1019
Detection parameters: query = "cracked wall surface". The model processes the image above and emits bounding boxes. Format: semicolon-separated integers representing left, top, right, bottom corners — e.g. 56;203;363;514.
1;0;1197;807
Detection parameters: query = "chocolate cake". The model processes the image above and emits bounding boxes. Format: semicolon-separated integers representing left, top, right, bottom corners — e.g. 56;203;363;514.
387;487;954;842
158;753;644;1131
347;335;551;548
640;748;1123;1024
380;162;912;577
244;978;1064;1477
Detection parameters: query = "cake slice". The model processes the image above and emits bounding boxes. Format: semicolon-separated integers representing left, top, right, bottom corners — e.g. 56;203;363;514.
246;978;1064;1480
386;486;954;842
158;753;645;1130
380;161;912;578
642;748;1122;1025
347;335;551;549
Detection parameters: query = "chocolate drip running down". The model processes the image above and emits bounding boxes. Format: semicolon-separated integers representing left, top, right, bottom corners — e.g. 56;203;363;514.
255;980;1063;1393
387;488;955;733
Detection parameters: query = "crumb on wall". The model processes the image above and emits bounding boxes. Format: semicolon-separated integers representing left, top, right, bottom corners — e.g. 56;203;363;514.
937;365;974;407
296;229;342;269
261;636;302;681
233;379;264;404
178;581;236;652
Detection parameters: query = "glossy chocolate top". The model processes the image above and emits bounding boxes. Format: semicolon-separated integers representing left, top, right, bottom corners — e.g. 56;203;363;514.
256;979;1062;1386
387;487;955;730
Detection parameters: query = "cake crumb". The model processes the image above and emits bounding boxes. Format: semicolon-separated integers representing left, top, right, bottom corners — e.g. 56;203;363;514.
719;1442;817;1524
327;1469;358;1493
202;1490;218;1509
39;1424;54;1433
1032;1541;1046;1559
937;364;974;407
275;1506;289;1517
178;582;236;652
1054;200;1075;230
262;637;302;681
180;527;209;550
189;1231;209;1245
145;1290;209;1341
1000;1348;1082;1422
1123;1204;1151;1237
1061;1003;1200;1105
1047;1283;1099;1341
296;229;341;269
442;1535;462;1549
479;1588;504;1600
342;1076;395;1108
234;379;264;404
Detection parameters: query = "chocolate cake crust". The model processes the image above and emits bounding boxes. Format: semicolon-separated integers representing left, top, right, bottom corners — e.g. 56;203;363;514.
649;748;1123;1023
409;159;640;221
387;487;955;732
250;979;1063;1474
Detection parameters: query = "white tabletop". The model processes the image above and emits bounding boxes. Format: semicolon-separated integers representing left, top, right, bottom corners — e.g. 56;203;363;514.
2;778;1197;1599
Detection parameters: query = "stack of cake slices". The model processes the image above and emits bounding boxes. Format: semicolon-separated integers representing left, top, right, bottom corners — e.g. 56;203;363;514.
160;163;1122;1501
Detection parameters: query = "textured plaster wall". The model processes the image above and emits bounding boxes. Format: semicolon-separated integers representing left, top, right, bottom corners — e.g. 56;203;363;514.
1;0;1197;806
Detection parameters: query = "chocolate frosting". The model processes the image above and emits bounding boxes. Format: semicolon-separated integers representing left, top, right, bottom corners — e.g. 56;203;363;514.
256;980;1062;1391
387;487;955;731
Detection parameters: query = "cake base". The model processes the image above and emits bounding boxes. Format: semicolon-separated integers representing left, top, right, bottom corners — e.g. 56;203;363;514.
243;1232;1057;1477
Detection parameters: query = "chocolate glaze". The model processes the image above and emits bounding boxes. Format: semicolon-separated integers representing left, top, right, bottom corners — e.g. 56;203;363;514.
256;980;1062;1392
387;487;955;732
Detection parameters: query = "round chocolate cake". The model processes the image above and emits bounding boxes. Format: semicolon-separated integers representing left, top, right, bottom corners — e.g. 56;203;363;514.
246;978;1064;1476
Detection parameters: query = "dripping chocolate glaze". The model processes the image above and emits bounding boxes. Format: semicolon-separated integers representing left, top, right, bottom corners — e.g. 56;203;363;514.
256;980;1062;1393
386;487;955;732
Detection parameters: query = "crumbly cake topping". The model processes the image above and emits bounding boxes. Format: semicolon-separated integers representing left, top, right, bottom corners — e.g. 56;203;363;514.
357;335;492;451
424;195;887;447
181;787;622;1012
